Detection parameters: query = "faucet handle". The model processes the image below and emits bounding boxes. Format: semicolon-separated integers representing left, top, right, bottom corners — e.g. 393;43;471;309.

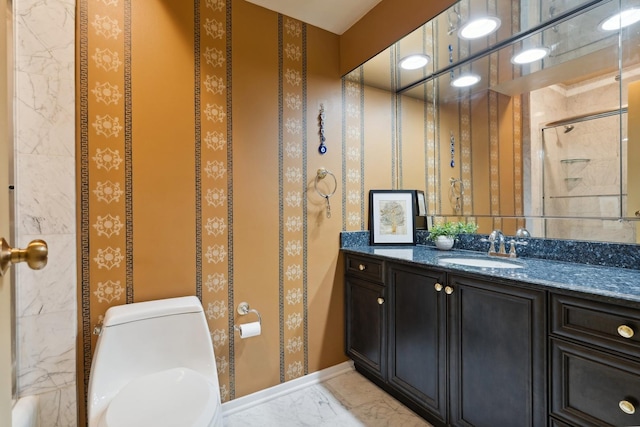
507;239;528;258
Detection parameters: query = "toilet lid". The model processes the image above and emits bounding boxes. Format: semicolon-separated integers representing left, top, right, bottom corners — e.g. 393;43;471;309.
103;367;217;427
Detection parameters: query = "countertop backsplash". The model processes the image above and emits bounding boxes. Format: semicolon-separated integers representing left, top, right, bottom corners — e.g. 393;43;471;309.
341;230;640;271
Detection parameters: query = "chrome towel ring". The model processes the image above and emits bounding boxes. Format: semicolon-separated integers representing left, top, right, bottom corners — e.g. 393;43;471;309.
315;168;337;218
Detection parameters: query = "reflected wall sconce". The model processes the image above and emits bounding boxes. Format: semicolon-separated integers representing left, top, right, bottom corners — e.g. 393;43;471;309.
399;54;431;70
511;47;549;64
458;16;501;40
451;73;481;88
600;7;640;31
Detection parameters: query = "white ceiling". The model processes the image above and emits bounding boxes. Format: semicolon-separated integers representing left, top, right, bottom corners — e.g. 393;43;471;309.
243;0;383;35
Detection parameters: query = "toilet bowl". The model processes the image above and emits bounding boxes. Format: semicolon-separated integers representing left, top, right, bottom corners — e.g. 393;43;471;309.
88;296;223;427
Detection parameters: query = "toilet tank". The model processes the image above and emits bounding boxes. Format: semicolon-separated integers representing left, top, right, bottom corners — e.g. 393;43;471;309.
88;296;219;416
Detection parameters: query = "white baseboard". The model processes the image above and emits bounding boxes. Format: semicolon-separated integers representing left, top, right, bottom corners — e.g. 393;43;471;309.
221;361;355;417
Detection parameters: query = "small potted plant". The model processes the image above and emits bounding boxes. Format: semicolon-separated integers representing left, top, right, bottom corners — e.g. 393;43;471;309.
427;221;478;250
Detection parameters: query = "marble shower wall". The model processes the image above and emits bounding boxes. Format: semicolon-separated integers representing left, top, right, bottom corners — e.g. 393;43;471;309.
530;80;634;243
14;0;77;426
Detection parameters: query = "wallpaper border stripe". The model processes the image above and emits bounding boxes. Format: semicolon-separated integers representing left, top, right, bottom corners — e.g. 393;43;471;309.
225;0;236;399
301;23;309;376
78;0;91;413
194;0;203;302
124;0;133;304
277;14;285;383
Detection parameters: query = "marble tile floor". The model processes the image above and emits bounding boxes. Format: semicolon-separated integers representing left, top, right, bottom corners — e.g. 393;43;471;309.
223;370;433;427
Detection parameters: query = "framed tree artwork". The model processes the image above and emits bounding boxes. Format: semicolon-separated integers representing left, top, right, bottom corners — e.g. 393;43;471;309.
369;190;416;245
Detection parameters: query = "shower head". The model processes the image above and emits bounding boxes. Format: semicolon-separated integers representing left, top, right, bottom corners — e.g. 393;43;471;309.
564;125;574;133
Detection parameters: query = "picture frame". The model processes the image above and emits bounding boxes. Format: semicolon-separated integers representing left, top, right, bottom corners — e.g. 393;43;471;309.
369;190;416;245
412;190;428;230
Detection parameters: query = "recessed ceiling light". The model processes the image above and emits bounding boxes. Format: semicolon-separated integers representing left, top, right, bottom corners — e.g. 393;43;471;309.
600;8;640;31
399;54;430;70
511;47;549;64
458;16;501;40
451;73;481;88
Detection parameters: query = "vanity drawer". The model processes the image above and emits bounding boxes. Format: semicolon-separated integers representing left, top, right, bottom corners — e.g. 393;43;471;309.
345;255;384;283
551;338;640;427
551;293;640;358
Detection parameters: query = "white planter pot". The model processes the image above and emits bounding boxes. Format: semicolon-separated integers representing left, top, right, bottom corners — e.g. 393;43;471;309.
434;236;455;250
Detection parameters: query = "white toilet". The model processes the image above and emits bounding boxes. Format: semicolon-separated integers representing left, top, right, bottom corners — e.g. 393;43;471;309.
88;296;223;427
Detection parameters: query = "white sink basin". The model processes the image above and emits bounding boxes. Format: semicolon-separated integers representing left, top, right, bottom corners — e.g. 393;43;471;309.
438;257;524;269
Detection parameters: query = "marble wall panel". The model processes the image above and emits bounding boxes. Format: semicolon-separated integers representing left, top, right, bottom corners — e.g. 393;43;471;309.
14;0;77;426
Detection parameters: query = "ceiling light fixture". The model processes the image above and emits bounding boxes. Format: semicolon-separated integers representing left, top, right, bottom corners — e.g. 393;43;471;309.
511;47;549;64
600;8;640;31
399;54;430;70
451;73;481;88
458;16;501;40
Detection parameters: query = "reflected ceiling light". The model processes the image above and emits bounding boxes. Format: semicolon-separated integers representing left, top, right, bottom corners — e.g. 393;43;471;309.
600;8;640;31
451;73;481;88
458;16;501;40
399;54;430;70
511;47;549;64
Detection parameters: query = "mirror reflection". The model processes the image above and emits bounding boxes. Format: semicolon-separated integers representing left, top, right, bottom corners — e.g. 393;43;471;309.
347;0;640;244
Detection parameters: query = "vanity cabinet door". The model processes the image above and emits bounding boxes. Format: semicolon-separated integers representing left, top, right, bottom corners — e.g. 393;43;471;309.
345;275;386;381
387;263;447;423
448;275;547;427
550;338;640;427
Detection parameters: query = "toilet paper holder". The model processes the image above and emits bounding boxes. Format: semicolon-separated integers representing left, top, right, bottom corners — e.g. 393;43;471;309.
233;302;262;331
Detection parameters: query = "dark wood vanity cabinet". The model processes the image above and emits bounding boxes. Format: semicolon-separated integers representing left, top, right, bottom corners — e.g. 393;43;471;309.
345;254;547;427
387;263;447;423
447;275;547;427
549;294;640;426
345;255;386;381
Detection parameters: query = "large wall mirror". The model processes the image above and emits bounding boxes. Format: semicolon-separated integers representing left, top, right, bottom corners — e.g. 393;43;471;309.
347;0;640;244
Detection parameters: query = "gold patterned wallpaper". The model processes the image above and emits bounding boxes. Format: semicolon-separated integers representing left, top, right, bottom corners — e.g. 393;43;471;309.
197;0;233;404
76;0;523;425
279;15;307;381
77;0;348;425
343;69;364;231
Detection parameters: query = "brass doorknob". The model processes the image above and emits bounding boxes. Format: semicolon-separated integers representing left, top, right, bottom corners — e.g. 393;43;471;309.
434;283;443;292
0;238;48;276
377;297;384;305
444;286;454;295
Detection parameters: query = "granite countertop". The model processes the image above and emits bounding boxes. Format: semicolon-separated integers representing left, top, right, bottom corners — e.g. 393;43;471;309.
342;245;640;305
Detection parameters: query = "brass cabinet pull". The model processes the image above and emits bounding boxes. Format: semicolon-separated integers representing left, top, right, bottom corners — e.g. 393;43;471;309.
619;400;636;415
0;237;48;276
618;325;635;339
434;283;443;292
358;264;366;271
377;297;384;305
444;286;454;295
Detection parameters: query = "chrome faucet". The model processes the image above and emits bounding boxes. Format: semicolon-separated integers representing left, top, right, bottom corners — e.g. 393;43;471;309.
488;230;506;256
484;229;529;258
